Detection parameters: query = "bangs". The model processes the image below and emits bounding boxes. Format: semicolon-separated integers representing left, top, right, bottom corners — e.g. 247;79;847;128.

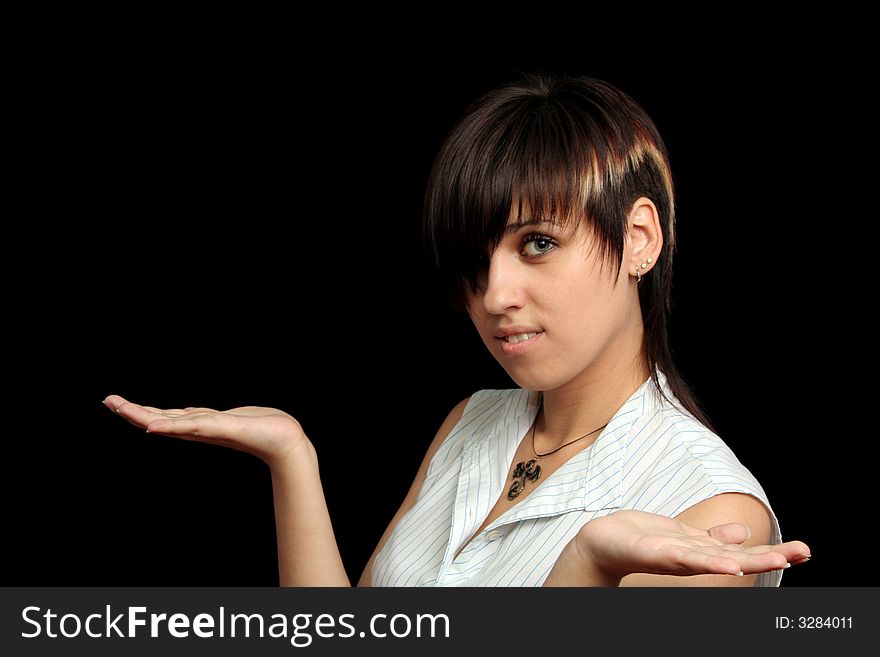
423;75;673;310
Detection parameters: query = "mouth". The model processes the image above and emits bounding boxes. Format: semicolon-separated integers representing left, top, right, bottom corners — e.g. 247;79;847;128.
500;331;542;344
496;329;544;356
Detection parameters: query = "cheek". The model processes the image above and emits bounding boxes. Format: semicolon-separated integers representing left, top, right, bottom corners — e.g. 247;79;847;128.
557;278;603;322
552;276;623;342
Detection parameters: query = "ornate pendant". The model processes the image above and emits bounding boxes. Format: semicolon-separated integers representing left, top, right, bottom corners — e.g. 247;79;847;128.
507;459;541;500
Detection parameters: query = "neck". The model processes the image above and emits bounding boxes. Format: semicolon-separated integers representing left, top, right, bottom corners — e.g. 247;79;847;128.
535;324;649;453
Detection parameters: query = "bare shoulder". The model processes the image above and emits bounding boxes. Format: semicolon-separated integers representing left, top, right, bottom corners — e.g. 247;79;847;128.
675;492;773;544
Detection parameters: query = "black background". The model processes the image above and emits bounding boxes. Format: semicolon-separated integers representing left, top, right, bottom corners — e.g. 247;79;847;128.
8;27;872;587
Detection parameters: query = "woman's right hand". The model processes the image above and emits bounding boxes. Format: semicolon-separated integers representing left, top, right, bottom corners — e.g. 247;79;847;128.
103;394;310;467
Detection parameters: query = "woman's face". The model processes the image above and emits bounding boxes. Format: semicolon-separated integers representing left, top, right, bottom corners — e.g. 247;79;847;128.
466;217;642;392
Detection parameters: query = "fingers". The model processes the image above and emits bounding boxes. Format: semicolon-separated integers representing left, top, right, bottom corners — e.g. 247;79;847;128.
709;540;811;568
105;396;244;445
103;395;128;412
771;540;812;564
692;542;805;575
143;413;248;445
733;550;790;575
706;522;751;545
687;552;745;577
666;543;788;577
674;517;750;544
103;395;160;430
651;531;810;577
678;516;810;568
103;396;224;432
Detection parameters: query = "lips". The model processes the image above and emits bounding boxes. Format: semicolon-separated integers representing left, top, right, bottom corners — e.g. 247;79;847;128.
495;328;544;355
502;331;541;344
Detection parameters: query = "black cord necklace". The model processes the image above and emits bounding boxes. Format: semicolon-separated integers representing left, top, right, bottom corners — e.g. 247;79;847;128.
507;406;608;501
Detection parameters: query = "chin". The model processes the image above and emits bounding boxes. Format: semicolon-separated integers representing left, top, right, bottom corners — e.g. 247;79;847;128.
501;368;562;392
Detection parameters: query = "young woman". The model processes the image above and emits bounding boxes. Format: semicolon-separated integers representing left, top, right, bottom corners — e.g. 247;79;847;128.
104;74;810;586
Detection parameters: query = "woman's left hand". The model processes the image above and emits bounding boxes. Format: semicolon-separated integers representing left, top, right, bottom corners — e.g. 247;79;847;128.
545;509;811;586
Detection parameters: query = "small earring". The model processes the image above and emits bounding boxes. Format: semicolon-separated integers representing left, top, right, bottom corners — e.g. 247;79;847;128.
635;268;642;284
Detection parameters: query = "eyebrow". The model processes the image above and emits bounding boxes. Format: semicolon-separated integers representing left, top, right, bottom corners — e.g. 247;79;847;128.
504;218;556;235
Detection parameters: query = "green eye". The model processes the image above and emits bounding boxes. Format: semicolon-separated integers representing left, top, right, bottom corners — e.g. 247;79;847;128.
521;234;556;257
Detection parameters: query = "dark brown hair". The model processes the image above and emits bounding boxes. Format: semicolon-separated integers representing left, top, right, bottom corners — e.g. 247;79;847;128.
422;73;712;429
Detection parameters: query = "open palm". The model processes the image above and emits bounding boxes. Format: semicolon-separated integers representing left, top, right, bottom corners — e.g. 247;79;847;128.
580;509;811;579
103;394;306;465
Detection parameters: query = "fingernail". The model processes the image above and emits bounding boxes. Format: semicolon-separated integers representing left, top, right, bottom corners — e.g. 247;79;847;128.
145;429;151;434
784;563;791;569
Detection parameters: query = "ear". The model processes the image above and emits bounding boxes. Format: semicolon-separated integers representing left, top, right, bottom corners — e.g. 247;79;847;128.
626;197;663;281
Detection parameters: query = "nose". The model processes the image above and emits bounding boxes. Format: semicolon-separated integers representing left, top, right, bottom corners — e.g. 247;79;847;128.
477;251;525;315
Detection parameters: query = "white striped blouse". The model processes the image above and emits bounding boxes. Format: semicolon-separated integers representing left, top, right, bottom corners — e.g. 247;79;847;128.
371;372;783;587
